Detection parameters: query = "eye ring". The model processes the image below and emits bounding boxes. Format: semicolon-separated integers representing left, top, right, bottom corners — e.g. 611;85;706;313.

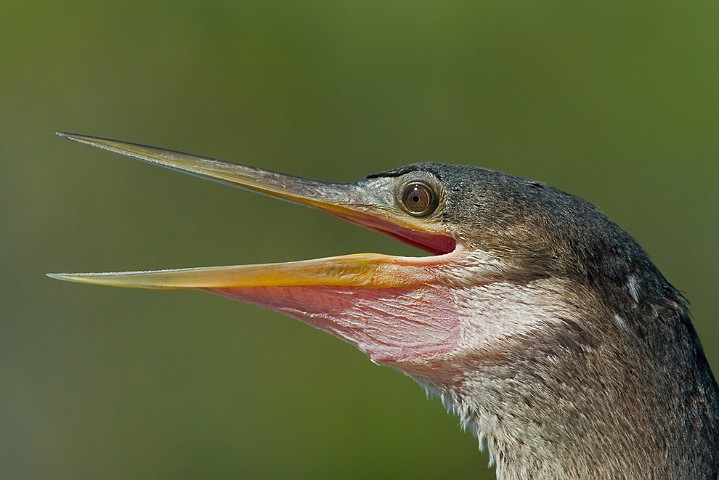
400;182;438;217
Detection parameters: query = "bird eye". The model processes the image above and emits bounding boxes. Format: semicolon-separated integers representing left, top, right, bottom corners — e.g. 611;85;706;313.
400;182;437;216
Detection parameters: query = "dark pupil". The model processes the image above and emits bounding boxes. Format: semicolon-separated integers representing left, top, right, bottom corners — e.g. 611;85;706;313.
404;184;431;213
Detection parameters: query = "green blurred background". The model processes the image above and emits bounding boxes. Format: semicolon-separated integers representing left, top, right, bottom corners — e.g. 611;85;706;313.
2;1;717;478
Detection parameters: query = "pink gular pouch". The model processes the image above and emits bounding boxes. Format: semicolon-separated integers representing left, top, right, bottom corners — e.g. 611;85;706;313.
49;133;480;378
50;133;719;479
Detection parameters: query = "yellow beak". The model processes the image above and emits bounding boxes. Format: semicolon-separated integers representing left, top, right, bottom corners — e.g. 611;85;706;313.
49;133;455;291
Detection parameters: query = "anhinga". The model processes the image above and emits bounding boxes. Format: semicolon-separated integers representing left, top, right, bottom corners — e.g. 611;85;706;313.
51;133;719;479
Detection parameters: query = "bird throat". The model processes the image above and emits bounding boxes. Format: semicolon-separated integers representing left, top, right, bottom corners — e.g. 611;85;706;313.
207;284;462;364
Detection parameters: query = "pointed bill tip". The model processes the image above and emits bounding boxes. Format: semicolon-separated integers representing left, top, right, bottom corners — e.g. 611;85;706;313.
56;131;89;142
56;131;122;149
46;270;183;289
47;271;107;286
47;271;129;287
56;132;132;156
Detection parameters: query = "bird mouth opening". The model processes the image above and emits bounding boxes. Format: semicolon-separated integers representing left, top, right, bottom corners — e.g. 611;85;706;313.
330;210;457;256
49;134;467;364
49;133;461;291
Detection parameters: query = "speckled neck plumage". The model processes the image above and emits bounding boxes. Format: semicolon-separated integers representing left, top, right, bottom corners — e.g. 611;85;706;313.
390;163;719;479
52;136;719;479
431;280;719;479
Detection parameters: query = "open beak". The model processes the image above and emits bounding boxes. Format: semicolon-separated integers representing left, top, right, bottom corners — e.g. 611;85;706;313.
49;133;456;290
50;134;462;363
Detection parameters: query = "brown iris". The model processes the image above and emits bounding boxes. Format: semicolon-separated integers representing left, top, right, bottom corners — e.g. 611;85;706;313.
401;182;437;216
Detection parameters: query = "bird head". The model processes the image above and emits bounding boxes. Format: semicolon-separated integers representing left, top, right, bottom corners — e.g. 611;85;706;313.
50;135;595;384
51;134;719;477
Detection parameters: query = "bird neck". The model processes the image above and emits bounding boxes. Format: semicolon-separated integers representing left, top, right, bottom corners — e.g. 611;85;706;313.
429;322;719;480
404;279;719;480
